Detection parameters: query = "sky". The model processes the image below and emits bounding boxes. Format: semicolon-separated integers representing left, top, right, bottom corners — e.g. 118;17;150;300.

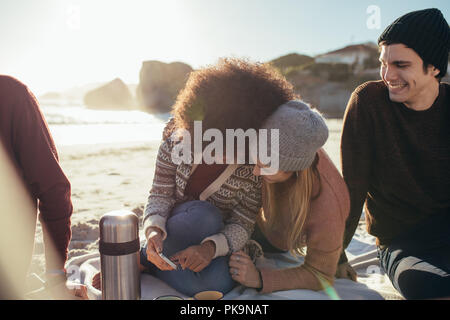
1;0;449;95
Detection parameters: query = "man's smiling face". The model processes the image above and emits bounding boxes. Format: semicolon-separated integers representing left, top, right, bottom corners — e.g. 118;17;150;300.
379;43;439;108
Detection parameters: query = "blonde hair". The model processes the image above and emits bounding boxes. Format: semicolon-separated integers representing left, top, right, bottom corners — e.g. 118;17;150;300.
261;155;320;256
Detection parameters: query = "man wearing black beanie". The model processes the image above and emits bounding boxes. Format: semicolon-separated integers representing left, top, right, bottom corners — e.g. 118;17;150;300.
336;8;450;300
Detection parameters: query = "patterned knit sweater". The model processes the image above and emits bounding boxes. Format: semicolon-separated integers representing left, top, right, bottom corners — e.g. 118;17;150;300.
143;136;262;258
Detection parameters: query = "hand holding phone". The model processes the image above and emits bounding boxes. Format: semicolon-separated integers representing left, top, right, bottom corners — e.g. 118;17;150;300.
158;252;179;270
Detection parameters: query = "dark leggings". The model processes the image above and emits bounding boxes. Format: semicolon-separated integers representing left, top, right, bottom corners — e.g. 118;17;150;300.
377;214;450;300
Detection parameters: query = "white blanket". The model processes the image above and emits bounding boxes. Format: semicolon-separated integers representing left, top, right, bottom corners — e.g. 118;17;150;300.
65;231;402;300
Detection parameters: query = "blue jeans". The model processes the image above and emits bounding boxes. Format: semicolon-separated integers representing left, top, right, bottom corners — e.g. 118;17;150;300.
140;200;235;297
377;213;450;300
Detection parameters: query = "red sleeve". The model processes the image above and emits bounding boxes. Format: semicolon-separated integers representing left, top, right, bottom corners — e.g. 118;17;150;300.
11;84;72;270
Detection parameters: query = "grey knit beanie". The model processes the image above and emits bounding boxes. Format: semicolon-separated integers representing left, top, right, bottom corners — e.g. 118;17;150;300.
261;100;329;172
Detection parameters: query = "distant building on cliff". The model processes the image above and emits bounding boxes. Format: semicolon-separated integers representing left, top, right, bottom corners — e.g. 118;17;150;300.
315;43;378;72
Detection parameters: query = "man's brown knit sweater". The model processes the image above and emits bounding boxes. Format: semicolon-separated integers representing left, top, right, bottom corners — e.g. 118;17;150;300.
339;80;450;263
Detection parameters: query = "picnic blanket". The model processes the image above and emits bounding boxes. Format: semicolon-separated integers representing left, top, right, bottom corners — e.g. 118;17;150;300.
65;229;402;300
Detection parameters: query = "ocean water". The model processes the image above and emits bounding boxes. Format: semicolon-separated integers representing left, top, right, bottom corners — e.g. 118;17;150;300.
41;103;344;163
41;104;169;146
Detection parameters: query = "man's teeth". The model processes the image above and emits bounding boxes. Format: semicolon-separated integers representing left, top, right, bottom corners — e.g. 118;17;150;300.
389;83;407;88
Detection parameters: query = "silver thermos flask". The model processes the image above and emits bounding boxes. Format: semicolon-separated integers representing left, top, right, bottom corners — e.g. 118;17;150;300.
99;210;141;300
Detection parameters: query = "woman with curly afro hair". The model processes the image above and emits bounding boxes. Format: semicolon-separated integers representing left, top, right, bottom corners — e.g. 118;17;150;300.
168;57;297;139
93;58;298;297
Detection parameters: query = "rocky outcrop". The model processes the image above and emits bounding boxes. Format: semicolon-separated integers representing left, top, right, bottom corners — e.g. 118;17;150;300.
283;72;352;118
305;83;352;118
269;53;314;73
271;44;382;118
285;70;380;118
84;78;134;110
136;61;193;114
39;91;63;100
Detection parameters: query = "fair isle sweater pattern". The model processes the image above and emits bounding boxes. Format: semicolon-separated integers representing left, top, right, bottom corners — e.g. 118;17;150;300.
143;137;262;258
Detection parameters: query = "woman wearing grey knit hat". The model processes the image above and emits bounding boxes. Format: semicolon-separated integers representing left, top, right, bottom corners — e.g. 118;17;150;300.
228;100;351;295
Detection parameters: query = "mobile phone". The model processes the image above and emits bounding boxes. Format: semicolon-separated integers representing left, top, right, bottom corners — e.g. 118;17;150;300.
158;252;178;270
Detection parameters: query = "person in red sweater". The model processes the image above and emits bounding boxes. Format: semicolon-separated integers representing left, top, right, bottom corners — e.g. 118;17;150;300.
0;75;82;299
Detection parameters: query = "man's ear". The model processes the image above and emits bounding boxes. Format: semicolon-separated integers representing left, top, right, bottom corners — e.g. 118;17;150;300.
431;66;440;77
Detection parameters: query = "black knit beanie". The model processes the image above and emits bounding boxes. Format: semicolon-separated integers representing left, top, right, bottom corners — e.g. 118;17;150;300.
378;8;450;77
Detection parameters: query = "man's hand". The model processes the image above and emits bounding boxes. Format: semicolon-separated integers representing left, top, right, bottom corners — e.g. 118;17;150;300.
92;272;101;290
171;241;215;273
25;281;88;300
48;280;88;300
145;227;175;271
335;262;357;281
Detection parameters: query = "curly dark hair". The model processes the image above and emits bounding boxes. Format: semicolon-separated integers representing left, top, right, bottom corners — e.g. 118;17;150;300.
169;57;298;135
